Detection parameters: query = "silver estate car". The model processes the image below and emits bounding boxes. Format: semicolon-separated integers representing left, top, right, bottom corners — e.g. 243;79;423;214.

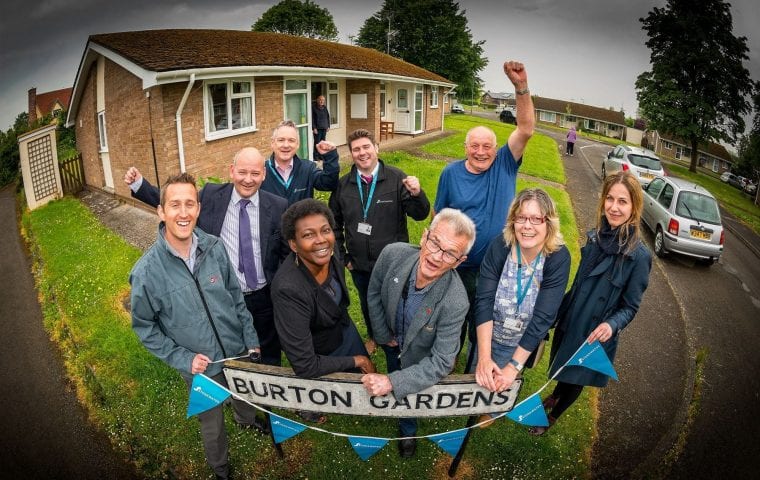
642;176;724;264
602;145;664;186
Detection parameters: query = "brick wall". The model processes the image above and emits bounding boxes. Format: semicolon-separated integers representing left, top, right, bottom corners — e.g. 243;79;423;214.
75;65;104;188
345;79;380;140
424;85;443;132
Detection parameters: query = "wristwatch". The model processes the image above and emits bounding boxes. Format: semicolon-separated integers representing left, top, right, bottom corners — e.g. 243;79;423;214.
509;358;524;372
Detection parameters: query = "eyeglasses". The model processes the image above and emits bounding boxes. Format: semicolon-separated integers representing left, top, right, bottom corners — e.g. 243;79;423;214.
424;232;463;265
514;215;546;225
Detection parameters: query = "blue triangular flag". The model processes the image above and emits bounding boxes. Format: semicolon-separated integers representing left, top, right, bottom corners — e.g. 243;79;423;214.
506;392;549;427
428;428;468;457
269;413;307;444
568;340;619;381
347;436;389;461
186;374;231;418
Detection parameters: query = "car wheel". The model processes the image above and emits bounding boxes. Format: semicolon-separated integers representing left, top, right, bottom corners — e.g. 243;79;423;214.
654;228;667;257
698;257;716;266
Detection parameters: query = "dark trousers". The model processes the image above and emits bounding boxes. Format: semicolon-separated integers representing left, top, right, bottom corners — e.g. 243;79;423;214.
350;269;373;339
566;141;575;155
381;344;417;436
313;129;327;159
456;267;479;371
182;371;258;478
243;285;281;366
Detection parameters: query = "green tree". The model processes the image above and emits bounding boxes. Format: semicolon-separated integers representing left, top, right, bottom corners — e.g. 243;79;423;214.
252;0;338;41
0;112;29;186
356;0;487;98
636;0;754;173
735;84;760;202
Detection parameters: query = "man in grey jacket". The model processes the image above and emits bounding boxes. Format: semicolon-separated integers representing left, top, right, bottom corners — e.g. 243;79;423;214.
130;173;261;480
361;208;475;458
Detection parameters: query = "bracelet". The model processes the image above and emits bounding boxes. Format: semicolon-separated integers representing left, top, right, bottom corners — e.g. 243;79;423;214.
515;87;530;96
508;358;524;372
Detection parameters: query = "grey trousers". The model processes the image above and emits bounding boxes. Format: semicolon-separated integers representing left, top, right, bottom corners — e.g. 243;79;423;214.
182;371;258;478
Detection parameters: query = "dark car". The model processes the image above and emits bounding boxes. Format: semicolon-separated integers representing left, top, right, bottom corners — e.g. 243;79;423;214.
499;109;516;124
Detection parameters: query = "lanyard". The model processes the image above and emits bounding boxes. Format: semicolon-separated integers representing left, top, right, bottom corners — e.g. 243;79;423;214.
356;170;377;221
267;159;293;190
516;245;541;308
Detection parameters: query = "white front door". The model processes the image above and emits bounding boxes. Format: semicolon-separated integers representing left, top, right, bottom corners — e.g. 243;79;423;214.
395;87;411;132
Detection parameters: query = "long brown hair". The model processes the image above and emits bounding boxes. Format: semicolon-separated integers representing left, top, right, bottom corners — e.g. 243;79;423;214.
596;171;643;255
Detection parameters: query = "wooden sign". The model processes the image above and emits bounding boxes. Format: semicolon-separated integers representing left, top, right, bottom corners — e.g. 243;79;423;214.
224;360;522;417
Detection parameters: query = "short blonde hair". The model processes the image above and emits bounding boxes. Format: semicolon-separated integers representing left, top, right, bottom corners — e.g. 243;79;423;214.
503;188;564;255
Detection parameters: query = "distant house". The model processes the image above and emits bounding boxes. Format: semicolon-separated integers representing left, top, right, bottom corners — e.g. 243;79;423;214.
66;29;454;195
28;87;72;125
533;96;626;139
480;91;513;108
646;131;733;173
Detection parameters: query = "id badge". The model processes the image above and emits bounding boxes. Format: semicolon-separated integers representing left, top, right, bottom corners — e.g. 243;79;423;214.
502;315;524;333
357;222;372;235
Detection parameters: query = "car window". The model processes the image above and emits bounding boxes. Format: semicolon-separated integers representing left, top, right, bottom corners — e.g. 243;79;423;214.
614;146;625;158
646;178;665;199
658;184;674;208
675;192;721;224
628;154;661;170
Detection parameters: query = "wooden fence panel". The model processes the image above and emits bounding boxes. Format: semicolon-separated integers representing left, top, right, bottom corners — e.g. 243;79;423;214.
59;154;84;194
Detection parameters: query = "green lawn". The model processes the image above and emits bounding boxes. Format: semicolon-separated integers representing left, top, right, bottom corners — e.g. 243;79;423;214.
21;121;591;479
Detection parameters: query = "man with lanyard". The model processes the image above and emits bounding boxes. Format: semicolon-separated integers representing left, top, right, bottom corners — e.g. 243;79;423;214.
262;119;340;205
329;128;430;354
361;208;475;458
433;60;535;370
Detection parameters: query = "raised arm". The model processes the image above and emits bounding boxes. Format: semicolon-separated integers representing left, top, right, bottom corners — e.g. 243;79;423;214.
505;61;535;161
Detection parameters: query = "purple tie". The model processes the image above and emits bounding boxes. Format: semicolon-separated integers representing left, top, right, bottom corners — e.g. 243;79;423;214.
238;199;258;289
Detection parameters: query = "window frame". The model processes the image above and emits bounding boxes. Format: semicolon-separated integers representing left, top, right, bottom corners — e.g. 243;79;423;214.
97;110;108;152
430;86;439;108
327;81;339;127
539;111;556;123
203;77;257;141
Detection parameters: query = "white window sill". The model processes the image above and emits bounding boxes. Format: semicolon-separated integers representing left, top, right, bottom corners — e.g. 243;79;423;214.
205;126;258;142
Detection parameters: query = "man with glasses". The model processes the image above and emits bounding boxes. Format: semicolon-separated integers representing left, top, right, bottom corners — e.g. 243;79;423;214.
361;208;475;458
433;61;535;369
329;128;430;355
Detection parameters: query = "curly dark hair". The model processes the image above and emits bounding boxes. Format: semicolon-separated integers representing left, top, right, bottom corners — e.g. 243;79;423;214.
281;199;336;241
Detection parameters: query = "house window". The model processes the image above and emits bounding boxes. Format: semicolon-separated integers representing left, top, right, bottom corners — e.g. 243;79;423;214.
444;93;449;104
712;158;719;172
584;119;597;130
97;111;108;152
327;82;339;126
539;111;556;123
414;84;424;131
379;83;386;118
663;141;673;150
675;146;683;159
430;86;439;108
204;78;255;139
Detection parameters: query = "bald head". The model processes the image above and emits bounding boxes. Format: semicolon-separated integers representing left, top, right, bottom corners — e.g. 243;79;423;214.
464;126;499;174
230;147;266;198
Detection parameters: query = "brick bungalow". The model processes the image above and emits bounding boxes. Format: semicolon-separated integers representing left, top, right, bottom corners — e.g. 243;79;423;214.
532;96;626;139
65;29;454;197
645;131;733;173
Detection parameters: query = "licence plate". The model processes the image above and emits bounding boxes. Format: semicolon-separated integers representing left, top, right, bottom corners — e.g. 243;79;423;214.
690;229;711;240
640;172;654;180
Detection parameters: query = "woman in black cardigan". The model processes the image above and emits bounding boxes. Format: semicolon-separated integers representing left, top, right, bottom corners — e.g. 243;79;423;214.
271;200;375;403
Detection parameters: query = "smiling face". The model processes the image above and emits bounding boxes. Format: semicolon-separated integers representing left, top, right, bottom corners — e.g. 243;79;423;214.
230;147;266;198
349;135;379;175
271;125;300;165
417;221;468;287
289;213;336;276
158;182;199;251
513;199;548;255
604;183;633;228
464;126;498;174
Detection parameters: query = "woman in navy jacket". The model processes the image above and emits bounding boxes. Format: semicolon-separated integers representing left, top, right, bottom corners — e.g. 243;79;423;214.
472;188;571;426
532;171;652;435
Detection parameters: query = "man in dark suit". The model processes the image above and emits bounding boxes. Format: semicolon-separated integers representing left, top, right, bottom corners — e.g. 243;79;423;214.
124;148;288;380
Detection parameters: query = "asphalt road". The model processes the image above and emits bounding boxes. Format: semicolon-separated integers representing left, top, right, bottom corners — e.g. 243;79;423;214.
539;126;760;479
0;185;139;479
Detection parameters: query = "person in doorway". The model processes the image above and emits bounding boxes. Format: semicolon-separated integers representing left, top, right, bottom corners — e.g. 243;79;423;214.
312;95;331;160
532;171;652;435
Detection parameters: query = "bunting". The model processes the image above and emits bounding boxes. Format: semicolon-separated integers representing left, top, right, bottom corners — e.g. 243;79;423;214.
186;374;231;418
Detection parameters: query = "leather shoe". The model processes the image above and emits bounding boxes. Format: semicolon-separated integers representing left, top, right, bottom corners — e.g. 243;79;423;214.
237;415;270;435
398;438;417;458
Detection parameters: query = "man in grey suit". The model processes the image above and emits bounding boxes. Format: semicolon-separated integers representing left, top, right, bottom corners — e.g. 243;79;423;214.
361;208;476;458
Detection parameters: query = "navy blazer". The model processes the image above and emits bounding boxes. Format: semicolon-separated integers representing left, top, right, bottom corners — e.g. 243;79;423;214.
132;179;288;283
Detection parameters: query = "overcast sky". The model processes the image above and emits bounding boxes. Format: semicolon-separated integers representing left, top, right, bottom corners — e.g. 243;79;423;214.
1;0;758;135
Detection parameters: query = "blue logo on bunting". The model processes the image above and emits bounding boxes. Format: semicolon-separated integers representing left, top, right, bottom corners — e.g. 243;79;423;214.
428;428;468;457
186;374;231;418
270;413;307;444
506;392;549;426
568;340;618;380
348;436;389;461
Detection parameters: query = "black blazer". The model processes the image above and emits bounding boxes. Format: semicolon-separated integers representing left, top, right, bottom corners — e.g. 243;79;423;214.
133;179;288;283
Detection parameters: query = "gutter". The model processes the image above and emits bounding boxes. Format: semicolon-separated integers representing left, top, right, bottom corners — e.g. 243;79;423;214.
176;73;195;173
